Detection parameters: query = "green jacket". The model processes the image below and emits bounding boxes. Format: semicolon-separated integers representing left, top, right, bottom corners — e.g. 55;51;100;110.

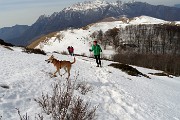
91;44;102;55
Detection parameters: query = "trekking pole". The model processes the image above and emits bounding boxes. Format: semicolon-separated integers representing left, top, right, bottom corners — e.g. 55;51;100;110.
89;51;91;58
89;49;93;58
101;51;103;67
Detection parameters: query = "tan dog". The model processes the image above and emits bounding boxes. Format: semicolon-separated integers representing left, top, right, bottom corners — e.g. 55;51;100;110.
45;55;75;79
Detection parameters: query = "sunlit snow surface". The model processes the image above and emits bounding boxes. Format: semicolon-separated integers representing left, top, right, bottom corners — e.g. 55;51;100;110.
0;46;180;120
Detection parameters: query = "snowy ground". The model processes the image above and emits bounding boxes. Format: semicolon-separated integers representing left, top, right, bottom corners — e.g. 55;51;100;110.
0;45;180;120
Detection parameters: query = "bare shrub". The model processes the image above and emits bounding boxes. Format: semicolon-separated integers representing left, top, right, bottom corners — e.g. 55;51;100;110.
35;114;44;120
16;108;30;120
60;51;69;55
34;80;97;120
16;108;44;120
76;82;92;95
16;74;97;120
34;81;73;119
67;97;97;120
23;48;46;55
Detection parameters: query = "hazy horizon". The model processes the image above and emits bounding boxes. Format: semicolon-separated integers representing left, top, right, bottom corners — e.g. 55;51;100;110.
0;0;179;28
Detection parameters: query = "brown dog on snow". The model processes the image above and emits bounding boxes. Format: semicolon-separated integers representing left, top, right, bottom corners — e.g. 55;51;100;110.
45;55;75;79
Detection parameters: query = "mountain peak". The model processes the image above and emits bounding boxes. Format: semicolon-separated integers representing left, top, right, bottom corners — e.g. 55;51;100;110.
62;0;138;12
36;15;48;21
63;0;109;11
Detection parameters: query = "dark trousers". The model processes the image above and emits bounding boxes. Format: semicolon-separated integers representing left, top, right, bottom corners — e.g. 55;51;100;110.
94;55;101;66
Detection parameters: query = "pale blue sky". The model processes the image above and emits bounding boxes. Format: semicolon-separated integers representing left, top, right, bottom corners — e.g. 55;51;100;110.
0;0;179;28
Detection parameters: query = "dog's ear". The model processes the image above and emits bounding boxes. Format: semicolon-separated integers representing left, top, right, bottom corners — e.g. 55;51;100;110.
51;55;54;58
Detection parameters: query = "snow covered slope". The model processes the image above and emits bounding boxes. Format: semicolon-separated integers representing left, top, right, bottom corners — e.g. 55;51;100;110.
129;16;167;24
176;21;180;25
34;16;179;58
35;20;124;58
0;45;180;120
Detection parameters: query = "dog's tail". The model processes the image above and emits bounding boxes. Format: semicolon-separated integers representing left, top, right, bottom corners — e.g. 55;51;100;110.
71;57;76;64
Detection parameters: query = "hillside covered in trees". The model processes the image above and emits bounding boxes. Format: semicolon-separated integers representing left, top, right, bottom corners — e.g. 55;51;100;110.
95;24;180;55
94;24;180;75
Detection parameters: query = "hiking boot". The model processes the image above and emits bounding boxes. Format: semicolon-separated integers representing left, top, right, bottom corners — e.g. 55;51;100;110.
96;65;99;67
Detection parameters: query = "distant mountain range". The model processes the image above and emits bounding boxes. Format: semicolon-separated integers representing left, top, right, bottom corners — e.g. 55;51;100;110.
0;25;29;44
1;0;180;46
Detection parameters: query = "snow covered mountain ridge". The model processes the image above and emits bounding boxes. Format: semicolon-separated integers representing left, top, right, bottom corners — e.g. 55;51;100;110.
63;0;128;11
64;0;109;11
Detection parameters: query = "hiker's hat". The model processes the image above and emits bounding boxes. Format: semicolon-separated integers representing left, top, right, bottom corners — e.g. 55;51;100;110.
93;40;97;43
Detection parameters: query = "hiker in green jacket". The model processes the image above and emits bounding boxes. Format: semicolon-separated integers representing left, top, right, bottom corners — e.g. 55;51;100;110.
89;40;102;67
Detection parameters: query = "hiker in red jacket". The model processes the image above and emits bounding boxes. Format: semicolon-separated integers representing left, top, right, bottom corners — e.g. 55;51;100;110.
67;46;71;55
69;46;74;56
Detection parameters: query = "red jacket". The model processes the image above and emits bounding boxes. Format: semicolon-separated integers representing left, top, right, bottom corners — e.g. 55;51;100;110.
69;47;74;52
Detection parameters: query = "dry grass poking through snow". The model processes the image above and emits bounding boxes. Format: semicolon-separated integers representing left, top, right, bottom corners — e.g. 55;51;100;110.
27;32;61;49
23;48;46;55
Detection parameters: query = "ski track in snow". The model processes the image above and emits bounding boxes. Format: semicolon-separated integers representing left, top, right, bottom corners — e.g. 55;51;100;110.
0;46;180;120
